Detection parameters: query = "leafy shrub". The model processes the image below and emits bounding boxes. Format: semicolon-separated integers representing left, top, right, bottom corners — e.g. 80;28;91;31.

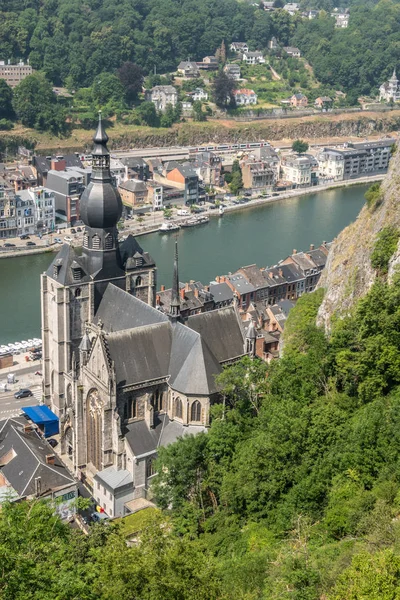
371;226;400;274
365;182;382;210
0;119;14;130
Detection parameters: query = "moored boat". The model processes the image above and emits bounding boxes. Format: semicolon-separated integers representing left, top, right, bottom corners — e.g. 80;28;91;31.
159;222;180;233
181;215;210;228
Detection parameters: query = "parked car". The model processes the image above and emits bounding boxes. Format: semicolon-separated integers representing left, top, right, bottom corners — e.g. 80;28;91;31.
64;236;73;242
47;438;58;448
14;389;33;399
76;227;82;232
26;241;36;246
54;237;62;243
91;512;109;523
20;234;30;240
3;243;16;247
70;228;76;234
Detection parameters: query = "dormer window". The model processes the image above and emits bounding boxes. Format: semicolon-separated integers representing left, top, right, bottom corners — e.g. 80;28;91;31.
53;259;62;279
83;232;89;248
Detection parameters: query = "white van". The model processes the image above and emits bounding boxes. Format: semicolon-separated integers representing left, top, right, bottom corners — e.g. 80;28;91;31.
177;209;190;216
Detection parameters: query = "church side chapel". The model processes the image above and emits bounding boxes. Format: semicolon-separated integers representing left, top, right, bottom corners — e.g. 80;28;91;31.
41;116;257;515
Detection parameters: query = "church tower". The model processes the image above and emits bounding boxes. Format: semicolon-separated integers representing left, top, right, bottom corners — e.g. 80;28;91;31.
41;115;157;419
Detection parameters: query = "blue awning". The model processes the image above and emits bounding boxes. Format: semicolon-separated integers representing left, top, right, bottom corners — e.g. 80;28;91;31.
22;405;59;437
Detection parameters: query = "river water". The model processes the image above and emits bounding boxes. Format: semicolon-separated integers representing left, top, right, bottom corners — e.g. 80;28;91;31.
0;184;368;344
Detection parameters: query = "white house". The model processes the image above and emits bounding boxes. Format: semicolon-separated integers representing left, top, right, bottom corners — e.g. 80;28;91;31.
16;187;55;235
283;3;299;15
242;51;266;65
191;88;208;101
230;42;249;53
379;69;400;102
234;89;258;105
145;86;178;112
283;47;301;58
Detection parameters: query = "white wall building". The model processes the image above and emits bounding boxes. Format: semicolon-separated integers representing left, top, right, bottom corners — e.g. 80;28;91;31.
93;467;133;518
242;51;266;65
234;89;258;105
281;154;319;187
145;86;178;112
379;70;400;102
16;187;55;234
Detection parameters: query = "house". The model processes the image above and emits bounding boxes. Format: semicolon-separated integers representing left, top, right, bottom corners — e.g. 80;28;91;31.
268;36;278;50
245;146;280;180
233;88;258;105
379;70;400;102
190;151;222;186
265;300;294;334
93;467;133;518
120;156;150;181
241;159;275;190
46;166;90;224
224;64;241;80
315;96;332;109
306;10;318;18
33;154;83;187
283;46;301;58
0;177;17;238
263;2;276;11
16;187;55;235
177;61;200;78
145;86;178;112
242;51;266;65
283;2;299;14
223;272;256;310
0;416;77;520
230;42;249;53
118;179;148;208
181;101;193;116
0;60;33;87
280;153;319;187
156;281;214;320
5;165;37;193
208;281;234;308
166;164;199;205
110;158;127;186
146;181;163;211
188;88;208;101
199;56;218;70
331;11;349;27
290;93;308;108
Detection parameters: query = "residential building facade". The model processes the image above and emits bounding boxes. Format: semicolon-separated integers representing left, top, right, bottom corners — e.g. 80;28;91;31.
379;70;400;102
290;93;308;107
280;153;319;187
241;159;275;190
0;177;17;239
242;51;265;65
283;46;301;58
16;187;55;235
224;64;241;80
145;86;178;112
0;60;33;87
234;88;258;105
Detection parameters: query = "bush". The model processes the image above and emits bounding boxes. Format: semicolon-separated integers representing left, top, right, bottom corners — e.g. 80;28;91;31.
371;226;400;274
0;119;14;130
365;182;382;210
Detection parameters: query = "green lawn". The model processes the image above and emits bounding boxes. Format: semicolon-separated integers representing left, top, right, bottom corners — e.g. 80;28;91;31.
114;507;159;538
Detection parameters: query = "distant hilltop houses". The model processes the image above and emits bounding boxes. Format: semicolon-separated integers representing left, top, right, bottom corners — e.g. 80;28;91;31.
379;69;400;102
0;60;33;87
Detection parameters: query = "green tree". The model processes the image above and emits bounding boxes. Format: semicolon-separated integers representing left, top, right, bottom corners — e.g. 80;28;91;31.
0;79;14;119
117;62;144;104
91;72;125;108
193;100;206;121
292;139;309;154
229;159;243;194
212;70;236;108
12;72;56;128
370;226;400;274
135;101;159;127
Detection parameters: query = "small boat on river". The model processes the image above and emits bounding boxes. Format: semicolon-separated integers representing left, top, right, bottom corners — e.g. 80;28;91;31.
159;222;180;233
181;215;210;228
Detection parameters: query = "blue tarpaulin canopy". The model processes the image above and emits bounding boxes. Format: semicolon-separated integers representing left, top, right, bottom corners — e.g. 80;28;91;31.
22;405;59;438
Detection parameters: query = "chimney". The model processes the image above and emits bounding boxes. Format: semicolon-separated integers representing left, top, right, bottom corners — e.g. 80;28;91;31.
194;288;199;298
216;276;220;283
156;294;161;305
185;282;190;292
45;454;55;465
278;268;283;277
51;158;66;171
180;288;185;299
160;284;165;291
309;244;315;251
292;249;297;255
221;276;226;283
322;240;327;246
205;285;210;292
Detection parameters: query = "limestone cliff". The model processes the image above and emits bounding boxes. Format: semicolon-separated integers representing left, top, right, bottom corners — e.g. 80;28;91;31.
317;146;400;329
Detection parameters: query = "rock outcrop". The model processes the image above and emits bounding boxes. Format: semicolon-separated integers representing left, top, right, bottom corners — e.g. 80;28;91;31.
317;145;400;329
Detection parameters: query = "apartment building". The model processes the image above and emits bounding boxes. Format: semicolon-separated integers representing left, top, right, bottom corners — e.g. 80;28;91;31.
0;177;17;238
280;153;319;187
0;61;33;87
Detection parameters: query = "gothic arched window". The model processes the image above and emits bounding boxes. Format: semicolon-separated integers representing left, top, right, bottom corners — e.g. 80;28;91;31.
135;275;142;287
87;389;102;470
124;397;137;420
66;384;72;408
153;389;164;413
174;397;182;419
146;457;156;479
190;400;201;422
75;287;81;298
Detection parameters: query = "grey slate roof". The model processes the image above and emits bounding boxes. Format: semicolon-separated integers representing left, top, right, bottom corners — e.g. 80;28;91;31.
0;417;75;497
106;322;172;386
187;306;245;362
119;180;147;193
227;272;255;294
46;243;89;286
125;414;206;458
209;282;234;303
95;284;168;333
94;466;132;490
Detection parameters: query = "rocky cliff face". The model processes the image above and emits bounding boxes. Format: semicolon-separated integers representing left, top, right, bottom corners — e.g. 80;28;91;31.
317;146;400;329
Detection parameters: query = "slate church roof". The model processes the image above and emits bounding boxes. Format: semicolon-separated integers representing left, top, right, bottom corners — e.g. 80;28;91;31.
94;284;246;396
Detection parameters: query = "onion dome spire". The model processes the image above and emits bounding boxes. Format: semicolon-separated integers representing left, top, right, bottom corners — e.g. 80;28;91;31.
79;112;122;230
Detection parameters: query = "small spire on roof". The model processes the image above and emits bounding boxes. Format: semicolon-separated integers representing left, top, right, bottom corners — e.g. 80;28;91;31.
93;110;109;145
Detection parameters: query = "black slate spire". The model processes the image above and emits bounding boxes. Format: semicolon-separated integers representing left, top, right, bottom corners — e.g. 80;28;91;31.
169;239;181;322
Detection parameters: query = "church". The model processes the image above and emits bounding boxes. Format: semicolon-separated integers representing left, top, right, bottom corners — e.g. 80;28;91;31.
41;116;254;510
379;69;400;102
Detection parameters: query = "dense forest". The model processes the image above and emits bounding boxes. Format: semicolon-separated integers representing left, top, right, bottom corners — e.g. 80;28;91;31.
4;231;400;598
293;0;400;101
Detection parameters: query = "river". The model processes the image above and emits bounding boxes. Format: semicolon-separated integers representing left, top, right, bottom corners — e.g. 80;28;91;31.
0;184;368;344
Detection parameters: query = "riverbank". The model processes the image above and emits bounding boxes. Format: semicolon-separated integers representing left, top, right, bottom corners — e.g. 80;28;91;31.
0;175;379;259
